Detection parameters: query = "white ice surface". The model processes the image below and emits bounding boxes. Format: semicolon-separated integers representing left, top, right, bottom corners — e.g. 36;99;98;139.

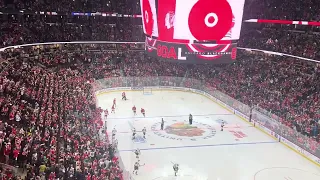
97;90;320;180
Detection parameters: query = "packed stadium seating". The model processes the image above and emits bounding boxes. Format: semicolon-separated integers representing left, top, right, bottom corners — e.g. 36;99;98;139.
0;48;125;179
1;0;320;179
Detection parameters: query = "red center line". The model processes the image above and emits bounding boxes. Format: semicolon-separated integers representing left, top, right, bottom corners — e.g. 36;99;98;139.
107;124;253;134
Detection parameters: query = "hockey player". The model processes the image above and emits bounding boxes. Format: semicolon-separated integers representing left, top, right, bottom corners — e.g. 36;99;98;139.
112;128;117;138
132;160;144;175
161;118;164;130
111;104;115;113
189;114;193;125
113;139;118;152
113;98;116;108
112;135;116;143
173;163;179;176
132;128;137;140
132;106;137;115
142;127;146;139
141;108;145;117
221;120;225;131
104;109;109;119
133;161;139;175
122;92;127;100
134;148;141;159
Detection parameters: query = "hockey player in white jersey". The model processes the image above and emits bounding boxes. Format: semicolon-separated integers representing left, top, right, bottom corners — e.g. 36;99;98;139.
134;148;141;159
112;127;117;138
142;127;146;139
113;139;118;152
132;128;136;140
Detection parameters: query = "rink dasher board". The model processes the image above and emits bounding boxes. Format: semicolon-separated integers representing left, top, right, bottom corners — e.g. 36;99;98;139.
94;86;320;167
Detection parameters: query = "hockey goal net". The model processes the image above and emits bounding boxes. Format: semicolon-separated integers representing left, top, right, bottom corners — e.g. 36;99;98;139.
143;88;152;95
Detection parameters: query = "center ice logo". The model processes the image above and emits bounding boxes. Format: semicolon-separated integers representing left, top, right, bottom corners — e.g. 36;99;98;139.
151;121;216;141
165;122;204;137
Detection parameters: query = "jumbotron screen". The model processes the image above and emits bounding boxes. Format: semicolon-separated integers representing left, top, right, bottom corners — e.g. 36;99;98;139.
140;0;245;63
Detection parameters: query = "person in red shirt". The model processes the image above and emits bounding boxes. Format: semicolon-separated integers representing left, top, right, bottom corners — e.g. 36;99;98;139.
122;92;127;100
13;148;19;161
92;174;98;180
141;108;145;117
111;105;115;113
113;98;116;108
49;172;56;180
9;111;15;121
4;143;11;164
132;106;136;115
104;109;109;118
109;172;115;180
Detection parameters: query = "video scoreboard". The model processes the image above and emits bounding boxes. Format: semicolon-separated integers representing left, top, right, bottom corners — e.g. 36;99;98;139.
140;0;245;64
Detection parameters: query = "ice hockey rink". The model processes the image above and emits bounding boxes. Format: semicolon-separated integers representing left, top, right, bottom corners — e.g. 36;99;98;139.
96;90;320;180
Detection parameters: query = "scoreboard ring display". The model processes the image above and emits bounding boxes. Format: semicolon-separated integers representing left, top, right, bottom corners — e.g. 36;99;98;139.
141;0;245;64
145;37;238;64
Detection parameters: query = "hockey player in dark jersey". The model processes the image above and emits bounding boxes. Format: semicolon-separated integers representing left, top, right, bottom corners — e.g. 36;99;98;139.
173;163;179;176
221;120;225;131
134;148;141;159
189;114;193;125
133;160;145;175
142;127;146;139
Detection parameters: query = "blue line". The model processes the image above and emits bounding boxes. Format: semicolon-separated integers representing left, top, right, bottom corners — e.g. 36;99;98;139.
127;121;134;129
108;113;232;120
118;141;278;152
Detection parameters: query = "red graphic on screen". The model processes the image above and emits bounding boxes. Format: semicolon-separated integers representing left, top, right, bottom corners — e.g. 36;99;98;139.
142;0;154;36
145;37;157;52
188;0;233;41
157;0;176;41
